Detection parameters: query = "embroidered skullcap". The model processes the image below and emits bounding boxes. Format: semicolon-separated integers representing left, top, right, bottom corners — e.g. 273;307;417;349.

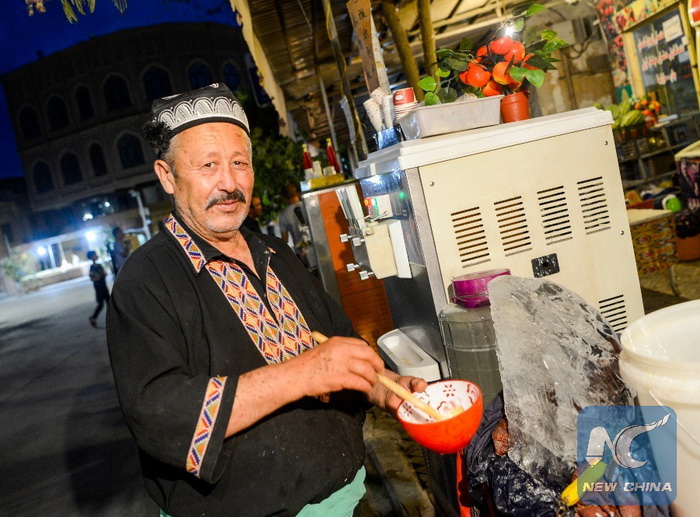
150;83;249;137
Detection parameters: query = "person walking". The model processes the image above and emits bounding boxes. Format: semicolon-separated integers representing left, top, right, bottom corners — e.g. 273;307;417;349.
87;250;109;327
108;83;427;517
110;227;131;275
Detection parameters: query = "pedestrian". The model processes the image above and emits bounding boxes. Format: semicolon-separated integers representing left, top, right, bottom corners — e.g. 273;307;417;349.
110;226;131;275
87;250;109;327
108;83;427;517
278;183;316;269
241;194;263;233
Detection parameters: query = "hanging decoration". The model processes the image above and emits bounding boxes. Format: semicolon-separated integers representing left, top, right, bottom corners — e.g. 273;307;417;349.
26;0;128;22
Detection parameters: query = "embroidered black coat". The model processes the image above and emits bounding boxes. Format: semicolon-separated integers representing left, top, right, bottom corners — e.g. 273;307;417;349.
107;215;366;517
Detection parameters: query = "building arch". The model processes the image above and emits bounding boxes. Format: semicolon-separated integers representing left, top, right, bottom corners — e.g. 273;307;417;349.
143;65;173;101
222;62;242;92
47;96;70;131
60;152;83;186
188;61;213;89
117;133;145;168
103;74;132;110
32;161;54;193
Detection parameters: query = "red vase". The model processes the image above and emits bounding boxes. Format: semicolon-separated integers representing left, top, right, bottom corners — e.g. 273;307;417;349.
500;92;530;123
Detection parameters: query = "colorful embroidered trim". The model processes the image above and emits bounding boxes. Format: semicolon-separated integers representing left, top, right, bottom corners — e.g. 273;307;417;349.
165;215;206;272
165;215;314;364
186;375;226;477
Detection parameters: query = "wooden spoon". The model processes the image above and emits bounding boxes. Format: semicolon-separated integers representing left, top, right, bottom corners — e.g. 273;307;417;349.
310;331;456;421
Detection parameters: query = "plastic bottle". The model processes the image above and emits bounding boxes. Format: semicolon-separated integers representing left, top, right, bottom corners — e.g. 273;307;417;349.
438;268;510;407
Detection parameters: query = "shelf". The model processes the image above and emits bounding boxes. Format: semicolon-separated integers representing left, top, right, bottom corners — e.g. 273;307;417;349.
622;169;677;189
639;142;690;159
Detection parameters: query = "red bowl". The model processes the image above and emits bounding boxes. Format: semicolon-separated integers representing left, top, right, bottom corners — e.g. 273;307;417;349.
397;380;483;454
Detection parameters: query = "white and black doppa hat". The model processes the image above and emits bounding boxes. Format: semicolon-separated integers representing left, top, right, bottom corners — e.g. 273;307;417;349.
151;83;249;136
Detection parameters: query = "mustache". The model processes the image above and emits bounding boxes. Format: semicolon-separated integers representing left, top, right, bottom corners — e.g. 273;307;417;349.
206;190;246;209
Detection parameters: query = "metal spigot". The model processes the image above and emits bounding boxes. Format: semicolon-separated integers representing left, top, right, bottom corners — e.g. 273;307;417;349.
346;263;359;272
359;270;375;281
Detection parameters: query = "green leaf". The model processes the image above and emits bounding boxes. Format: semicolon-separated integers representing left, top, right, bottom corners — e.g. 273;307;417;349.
418;76;438;92
509;66;527;82
459;37;474;52
424;92;440;105
524;54;548;69
541;29;558;40
436;67;451;78
512;4;529;16
436;48;455;59
513;18;525;32
526;3;546;16
526;39;547;52
436;87;458;103
525;68;545;88
444;57;470;71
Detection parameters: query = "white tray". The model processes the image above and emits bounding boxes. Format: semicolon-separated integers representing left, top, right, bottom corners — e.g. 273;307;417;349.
399;95;503;140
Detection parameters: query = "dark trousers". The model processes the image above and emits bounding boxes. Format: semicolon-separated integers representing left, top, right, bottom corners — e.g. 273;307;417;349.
91;290;110;319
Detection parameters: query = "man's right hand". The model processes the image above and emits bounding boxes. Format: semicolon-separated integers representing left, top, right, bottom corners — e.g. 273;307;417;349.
290;335;385;397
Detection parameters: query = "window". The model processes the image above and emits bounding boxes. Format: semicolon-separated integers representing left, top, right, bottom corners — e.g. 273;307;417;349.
103;75;131;110
118;134;145;168
143;66;172;101
188;62;213;89
20;107;41;140
89;144;108;177
47;96;69;130
61;153;83;186
33;162;54;193
75;86;94;120
223;63;241;91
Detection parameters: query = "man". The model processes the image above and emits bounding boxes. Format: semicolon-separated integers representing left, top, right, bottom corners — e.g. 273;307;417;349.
241;194;263;233
110;226;130;275
87;250;109;327
278;183;316;269
107;83;426;517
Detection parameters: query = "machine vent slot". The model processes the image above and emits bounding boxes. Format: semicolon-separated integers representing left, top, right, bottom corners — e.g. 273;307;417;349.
538;185;572;244
598;294;628;332
494;196;531;256
578;177;611;234
452;206;490;266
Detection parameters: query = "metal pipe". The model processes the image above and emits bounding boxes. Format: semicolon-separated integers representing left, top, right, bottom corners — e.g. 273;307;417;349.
380;1;423;101
417;0;437;80
316;68;338;155
321;0;368;158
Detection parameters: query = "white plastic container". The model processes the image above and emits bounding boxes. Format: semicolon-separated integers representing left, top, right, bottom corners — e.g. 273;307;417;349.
398;95;503;140
377;328;441;382
619;300;700;517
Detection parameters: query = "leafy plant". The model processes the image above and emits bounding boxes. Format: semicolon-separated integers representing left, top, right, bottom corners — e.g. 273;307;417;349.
418;3;568;105
0;252;32;283
250;127;304;221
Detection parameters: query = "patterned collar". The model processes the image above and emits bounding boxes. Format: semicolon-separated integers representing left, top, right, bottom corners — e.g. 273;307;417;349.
165;213;273;274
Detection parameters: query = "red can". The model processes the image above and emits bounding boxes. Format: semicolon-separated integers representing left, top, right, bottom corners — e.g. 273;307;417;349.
393;87;416;107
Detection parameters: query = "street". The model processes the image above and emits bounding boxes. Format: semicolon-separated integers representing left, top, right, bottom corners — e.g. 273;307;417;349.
0;276;158;516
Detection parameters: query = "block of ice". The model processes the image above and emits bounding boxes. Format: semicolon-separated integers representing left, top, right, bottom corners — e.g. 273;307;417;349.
487;276;634;487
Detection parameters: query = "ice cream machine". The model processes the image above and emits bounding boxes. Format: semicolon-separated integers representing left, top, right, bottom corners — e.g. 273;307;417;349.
338;108;645;378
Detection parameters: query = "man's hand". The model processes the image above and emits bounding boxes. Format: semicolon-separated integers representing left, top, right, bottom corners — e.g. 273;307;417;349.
290;335;385;397
368;369;428;416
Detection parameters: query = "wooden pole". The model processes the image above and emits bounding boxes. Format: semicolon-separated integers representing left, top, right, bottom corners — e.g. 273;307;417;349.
417;0;437;83
380;1;424;102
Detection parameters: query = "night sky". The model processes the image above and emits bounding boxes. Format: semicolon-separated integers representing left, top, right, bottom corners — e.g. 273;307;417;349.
0;0;239;180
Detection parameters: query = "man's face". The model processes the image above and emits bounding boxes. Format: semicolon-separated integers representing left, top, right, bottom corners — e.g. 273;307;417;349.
249;196;263;219
156;123;254;243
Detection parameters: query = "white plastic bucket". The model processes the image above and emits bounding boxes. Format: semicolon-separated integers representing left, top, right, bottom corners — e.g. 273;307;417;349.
619;300;700;517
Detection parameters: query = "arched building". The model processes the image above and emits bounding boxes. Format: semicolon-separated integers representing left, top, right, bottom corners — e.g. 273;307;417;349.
2;22;254;240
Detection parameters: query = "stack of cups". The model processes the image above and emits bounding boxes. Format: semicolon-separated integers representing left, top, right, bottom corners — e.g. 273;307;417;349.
393;87;418;120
